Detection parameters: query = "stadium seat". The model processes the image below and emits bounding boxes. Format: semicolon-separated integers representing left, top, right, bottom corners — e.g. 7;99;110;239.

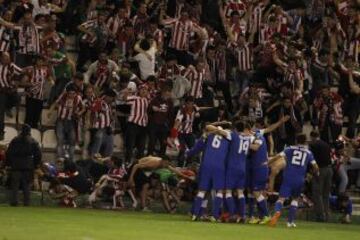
42;129;57;150
113;134;124;153
0;126;18;145
31;128;42;146
41;109;56;128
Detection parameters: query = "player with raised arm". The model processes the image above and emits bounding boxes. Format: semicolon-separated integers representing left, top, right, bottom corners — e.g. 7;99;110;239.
187;125;231;222
269;134;319;227
224;121;254;223
247;116;290;224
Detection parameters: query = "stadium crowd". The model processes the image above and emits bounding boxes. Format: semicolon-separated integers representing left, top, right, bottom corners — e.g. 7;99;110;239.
0;0;359;226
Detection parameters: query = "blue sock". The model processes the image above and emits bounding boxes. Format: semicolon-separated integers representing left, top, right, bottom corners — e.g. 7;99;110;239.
192;196;204;217
288;205;297;223
346;200;353;215
257;196;269;217
274;201;283;213
248;196;255;218
225;195;236;216
238;196;246;219
212;194;223;219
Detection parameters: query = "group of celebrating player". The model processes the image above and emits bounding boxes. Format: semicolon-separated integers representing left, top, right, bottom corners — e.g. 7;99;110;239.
186;119;320;228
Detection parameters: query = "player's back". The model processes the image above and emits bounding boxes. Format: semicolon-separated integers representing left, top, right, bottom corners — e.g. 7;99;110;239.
249;130;268;168
227;131;252;170
283;145;314;182
202;133;230;169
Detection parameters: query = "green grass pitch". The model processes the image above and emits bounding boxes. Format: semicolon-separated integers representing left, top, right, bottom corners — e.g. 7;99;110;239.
0;206;359;240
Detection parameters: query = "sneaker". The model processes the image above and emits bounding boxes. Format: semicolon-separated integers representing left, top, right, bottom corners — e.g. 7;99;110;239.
268;212;281;227
248;217;260;224
142;207;152;212
259;216;271;225
237;218;246;224
191;215;198;221
287;222;297;228
209;216;220;223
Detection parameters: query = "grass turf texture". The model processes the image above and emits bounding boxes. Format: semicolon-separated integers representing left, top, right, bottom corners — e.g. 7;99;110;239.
0;207;359;240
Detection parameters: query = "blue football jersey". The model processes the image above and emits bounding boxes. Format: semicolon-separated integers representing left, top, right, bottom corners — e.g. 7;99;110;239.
281;145;316;181
249;130;268;168
227;131;252;170
202;133;230;168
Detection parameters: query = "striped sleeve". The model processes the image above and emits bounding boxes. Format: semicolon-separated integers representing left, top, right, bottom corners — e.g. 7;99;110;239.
11;63;23;75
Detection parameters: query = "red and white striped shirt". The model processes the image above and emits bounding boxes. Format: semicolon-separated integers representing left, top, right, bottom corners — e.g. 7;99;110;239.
79;20;99;45
163;18;201;51
175;106;199;134
224;0;246;17
250;3;265;34
126;96;149;127
132;13;149;36
348;38;359;63
237;43;253;71
56;93;83;120
25;66;51;100
107;15;128;37
259;24;276;44
0;63;23;89
0;26;12;52
91;98;113;129
183;65;204;99
14;24;42;54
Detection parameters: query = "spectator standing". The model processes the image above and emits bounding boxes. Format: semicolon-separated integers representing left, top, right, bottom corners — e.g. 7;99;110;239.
0;52;24;140
148;85;173;156
24;55;54;129
5;124;42;206
309;130;333;222
124;85;150;164
48;85;84;161
132;38;157;81
89;89;116;158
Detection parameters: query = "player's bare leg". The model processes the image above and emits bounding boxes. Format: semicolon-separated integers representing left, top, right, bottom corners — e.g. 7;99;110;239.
141;183;151;211
268;156;286;193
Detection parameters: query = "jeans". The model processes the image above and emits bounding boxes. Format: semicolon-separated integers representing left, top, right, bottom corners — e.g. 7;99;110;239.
89;128;114;158
311;166;333;221
337;158;360;193
25;97;43;129
147;122;169;156
125;123;147;164
56;119;76;161
9;170;33;206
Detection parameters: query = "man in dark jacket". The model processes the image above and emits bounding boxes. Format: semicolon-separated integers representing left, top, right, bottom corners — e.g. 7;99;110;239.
5;124;42;206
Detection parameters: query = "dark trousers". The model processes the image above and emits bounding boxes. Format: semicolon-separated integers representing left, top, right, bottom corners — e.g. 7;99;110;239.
177;133;195;167
311;166;333;222
346;100;360;138
125;123;147;164
25;97;43;129
320;121;342;144
77;42;99;71
0;91;20;135
216;81;233;113
15;53;34;68
9;170;33;206
147;123;169;157
167;48;194;67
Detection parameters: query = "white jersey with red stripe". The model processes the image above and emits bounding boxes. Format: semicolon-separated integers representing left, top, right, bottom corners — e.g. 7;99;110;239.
183;65;204;99
237;43;253;71
25;66;50;100
91;98;113;129
0;62;23;89
163;18;201;51
107;15;128;37
175;106;199;134
224;0;246;17
14;24;42;54
126;95;149;127
56;93;84;121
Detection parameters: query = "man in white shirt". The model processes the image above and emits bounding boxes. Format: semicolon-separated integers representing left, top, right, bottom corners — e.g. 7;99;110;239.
132;38;157;81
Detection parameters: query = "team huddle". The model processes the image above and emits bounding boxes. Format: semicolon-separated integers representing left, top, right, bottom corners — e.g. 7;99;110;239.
187;121;320;227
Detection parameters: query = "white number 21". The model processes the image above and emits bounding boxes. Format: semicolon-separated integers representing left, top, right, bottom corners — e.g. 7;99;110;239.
291;150;307;166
